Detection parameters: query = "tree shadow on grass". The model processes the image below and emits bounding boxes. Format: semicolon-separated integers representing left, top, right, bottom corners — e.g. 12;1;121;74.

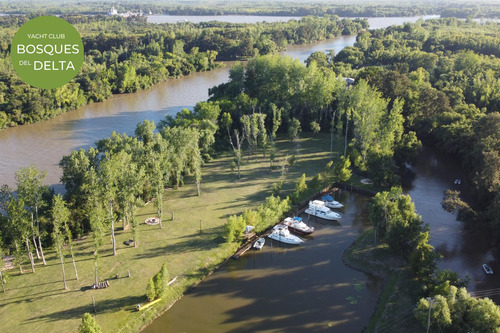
23;294;146;324
0;288;80;307
0;278;61;291
134;226;225;260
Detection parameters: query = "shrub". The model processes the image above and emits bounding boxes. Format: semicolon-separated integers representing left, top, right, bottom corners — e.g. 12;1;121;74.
271;180;283;197
224;214;246;243
310;121;321;134
78;313;102;333
146;278;156;301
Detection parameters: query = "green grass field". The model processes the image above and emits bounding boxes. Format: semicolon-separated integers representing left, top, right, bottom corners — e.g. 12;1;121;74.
1;133;346;333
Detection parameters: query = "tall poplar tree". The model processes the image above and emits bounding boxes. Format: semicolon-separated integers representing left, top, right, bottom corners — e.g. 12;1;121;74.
15;165;48;265
99;153;119;256
51;194;78;283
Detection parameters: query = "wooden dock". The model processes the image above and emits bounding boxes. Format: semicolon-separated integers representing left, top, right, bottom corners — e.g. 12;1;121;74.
232;229;273;259
231;186;338;260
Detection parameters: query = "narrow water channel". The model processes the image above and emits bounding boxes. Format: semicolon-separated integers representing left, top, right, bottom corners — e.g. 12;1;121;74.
143;190;380;333
143;146;500;332
0;14;453;331
407;146;500;302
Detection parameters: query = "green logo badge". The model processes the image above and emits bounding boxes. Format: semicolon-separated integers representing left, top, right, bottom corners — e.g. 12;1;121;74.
11;16;84;89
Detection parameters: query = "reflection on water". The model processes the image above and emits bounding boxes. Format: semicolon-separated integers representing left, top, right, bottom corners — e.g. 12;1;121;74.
144;146;500;332
0;33;358;188
407;146;500;302
0;66;234;188
143;191;382;333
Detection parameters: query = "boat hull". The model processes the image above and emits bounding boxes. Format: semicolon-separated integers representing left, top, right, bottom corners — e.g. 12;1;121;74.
304;208;342;221
283;217;314;235
253;238;265;250
287;226;314;235
483;264;494;275
324;201;343;209
268;232;304;245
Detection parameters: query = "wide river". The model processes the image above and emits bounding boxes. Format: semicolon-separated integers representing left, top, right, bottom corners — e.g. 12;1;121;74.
0;15;438;189
5;14;490;332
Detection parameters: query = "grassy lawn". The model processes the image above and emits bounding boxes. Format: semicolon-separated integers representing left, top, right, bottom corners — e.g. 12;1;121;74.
0;132;342;333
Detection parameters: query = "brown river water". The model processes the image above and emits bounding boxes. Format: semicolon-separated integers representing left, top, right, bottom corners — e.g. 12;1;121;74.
4;15;490;332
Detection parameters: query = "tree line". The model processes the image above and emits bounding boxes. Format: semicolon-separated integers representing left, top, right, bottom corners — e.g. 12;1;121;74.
369;187;500;331
0;114;205;287
209;53;421;188
1;1;499;19
331;18;500;331
0;14;366;129
308;18;500;239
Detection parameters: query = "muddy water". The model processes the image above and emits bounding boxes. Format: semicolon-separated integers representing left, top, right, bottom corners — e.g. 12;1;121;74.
0;14;468;331
0;15;436;189
143;191;381;333
0;66;234;189
143;146;496;333
406;146;500;301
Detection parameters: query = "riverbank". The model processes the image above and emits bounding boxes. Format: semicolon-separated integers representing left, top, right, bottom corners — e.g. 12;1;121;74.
343;228;422;332
0;133;340;332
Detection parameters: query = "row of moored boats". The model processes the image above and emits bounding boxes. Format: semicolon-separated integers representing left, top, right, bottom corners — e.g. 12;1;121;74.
253;196;344;249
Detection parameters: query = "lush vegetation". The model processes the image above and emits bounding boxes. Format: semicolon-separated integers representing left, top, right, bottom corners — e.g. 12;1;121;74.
0;10;499;332
0;14;366;129
330;18;500;331
324;18;500;239
0;131;339;332
1;0;499;19
209;53;421;188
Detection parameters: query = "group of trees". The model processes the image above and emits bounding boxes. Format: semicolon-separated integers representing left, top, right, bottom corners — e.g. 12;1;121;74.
0;14;219;128
414;283;500;332
369;187;440;285
303;17;500;331
328;18;499;239
225;195;291;243
0;116;206;288
2;1;500;19
59;117;203;251
0;167;50;274
0;14;367;129
146;263;169;301
209;53;421;187
368;187;500;331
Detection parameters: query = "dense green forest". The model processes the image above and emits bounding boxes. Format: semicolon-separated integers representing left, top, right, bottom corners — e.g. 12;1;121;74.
1;17;498;269
0;15;499;331
1;0;499;18
327;18;499;230
326;18;499;330
0;14;366;129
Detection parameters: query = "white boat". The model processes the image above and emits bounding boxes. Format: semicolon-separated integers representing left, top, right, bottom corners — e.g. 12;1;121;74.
253;238;265;250
305;200;342;221
283;217;314;235
267;224;304;245
321;195;344;209
483;264;493;275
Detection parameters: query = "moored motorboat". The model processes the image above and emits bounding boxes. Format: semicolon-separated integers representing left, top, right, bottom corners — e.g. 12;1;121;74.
305;200;342;221
253;238;265;250
283;217;314;235
321;195;344;209
268;224;304;245
483;264;493;275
